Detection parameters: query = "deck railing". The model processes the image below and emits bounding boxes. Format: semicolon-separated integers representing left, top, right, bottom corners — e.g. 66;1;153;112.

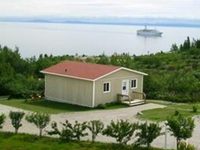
117;91;146;104
131;91;146;102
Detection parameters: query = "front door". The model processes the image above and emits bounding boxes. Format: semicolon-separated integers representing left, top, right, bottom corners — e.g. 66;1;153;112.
122;80;129;95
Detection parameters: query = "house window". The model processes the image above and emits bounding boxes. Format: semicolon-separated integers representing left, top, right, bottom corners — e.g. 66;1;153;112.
103;82;110;93
131;79;137;89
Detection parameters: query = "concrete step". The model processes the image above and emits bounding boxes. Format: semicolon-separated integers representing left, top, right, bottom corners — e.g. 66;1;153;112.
122;99;145;106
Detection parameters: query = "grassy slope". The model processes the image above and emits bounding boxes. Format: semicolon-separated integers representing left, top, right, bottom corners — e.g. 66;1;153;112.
140;101;200;121
0;99;127;114
0;132;163;150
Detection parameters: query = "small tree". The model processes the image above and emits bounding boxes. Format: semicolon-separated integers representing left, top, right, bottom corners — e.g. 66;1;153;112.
48;120;88;141
0;114;6;129
136;122;161;148
26;112;50;137
71;121;88;141
103;120;138;145
48;121;74;142
87;120;104;142
9;111;25;134
166;114;195;149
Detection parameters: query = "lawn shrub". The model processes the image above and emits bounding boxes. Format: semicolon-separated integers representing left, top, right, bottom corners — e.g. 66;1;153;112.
166;114;195;149
136;122;161;148
9;111;25;134
48;120;88;141
96;104;106;109
192;105;198;113
0;113;6;129
178;141;195;150
87;120;104;142
26;112;50;137
48;121;74;142
174;110;180;116
103;120;138;145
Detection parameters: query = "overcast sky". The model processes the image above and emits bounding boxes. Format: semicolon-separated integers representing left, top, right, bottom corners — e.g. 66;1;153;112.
0;0;199;19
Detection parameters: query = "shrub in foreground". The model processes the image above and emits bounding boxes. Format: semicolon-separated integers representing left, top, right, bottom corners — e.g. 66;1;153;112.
26;112;50;137
48;121;73;141
9;111;25;134
192;105;198;113
71;120;88;141
48;120;88;141
87;120;104;142
166;114;195;149
136;122;161;148
0;114;6;129
178;141;195;150
103;120;138;145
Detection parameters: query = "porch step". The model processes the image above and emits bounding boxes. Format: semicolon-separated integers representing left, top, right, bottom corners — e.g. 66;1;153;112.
122;99;145;106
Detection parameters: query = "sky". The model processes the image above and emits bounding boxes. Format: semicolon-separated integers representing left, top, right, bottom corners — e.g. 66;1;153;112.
0;0;199;19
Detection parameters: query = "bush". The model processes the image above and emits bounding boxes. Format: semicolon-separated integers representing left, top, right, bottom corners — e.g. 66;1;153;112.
26;112;50;137
192;105;198;113
136;122;161;148
174;110;180;116
9;111;25;134
48;120;88;141
48;121;74;142
103;120;138;145
87;120;104;142
71;121;88;141
0;114;6;129
96;104;106;109
166;114;195;149
178;141;195;150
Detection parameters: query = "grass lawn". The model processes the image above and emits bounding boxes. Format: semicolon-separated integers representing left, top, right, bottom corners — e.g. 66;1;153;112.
0;132;163;150
139;101;200;121
0;99;127;114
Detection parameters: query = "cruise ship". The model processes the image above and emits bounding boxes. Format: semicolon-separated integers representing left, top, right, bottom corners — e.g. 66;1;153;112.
137;26;163;37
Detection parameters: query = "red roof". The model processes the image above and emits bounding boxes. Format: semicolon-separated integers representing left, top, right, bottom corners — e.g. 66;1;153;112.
41;61;120;80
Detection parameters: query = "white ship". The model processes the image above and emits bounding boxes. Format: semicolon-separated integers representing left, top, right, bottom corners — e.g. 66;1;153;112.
137;26;163;37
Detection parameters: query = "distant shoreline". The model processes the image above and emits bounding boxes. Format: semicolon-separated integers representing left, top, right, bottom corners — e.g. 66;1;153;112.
1;17;200;28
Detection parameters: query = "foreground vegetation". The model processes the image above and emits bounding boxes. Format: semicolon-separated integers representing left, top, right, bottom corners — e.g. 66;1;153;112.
0;109;196;150
1;37;200;103
0;132;163;150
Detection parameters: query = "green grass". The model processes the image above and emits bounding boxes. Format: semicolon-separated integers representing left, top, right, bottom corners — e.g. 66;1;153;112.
140;101;200;121
0;132;164;150
0;99;127;114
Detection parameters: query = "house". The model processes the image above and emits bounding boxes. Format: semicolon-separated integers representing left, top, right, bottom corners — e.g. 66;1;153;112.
41;61;148;108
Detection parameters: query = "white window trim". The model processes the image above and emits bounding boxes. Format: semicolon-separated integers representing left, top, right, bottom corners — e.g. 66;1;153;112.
130;79;137;89
103;82;111;93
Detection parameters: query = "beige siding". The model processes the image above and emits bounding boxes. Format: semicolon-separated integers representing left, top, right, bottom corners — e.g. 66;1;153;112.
94;69;144;106
45;74;93;107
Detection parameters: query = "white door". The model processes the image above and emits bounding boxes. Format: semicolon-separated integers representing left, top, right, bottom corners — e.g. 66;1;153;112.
122;80;129;95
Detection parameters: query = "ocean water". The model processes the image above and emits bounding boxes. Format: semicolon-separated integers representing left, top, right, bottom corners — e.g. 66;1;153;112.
0;22;200;58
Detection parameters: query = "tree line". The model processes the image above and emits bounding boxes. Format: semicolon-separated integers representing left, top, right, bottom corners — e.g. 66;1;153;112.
0;37;200;102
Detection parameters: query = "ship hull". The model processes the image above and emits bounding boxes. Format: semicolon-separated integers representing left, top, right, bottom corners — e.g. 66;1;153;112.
137;29;163;37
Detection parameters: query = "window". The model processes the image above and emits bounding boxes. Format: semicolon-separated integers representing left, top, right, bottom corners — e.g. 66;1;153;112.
103;82;110;93
131;79;137;89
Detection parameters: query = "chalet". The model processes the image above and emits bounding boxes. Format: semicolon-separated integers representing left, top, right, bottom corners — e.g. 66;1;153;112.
41;61;147;107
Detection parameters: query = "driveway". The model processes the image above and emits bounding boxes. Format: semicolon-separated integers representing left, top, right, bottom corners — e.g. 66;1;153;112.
1;103;199;149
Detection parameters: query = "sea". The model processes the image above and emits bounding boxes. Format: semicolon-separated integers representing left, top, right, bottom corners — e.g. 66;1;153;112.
0;21;200;58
